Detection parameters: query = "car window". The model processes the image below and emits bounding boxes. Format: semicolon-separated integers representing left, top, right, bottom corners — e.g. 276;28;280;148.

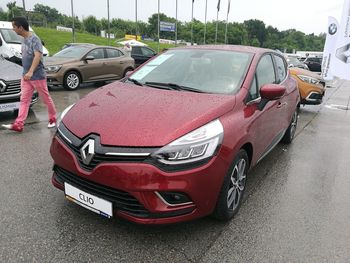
274;55;287;83
131;47;142;55
106;48;121;58
87;48;104;59
141;47;154;57
247;75;259;101
256;54;276;88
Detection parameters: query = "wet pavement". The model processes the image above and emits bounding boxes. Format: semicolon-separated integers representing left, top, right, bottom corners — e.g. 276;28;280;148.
0;81;349;262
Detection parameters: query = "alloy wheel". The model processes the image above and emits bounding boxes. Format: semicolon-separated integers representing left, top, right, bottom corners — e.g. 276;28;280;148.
290;110;298;140
227;158;246;210
67;73;80;89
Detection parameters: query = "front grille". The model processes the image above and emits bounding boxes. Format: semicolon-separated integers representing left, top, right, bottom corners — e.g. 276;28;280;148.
2;80;21;96
57;132;153;171
53;165;150;217
309;93;323;100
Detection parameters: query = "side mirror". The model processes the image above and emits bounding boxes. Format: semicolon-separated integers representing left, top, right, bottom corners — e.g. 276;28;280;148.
260;84;286;100
84;55;95;61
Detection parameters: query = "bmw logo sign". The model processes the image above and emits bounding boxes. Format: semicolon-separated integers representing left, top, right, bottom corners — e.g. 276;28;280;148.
328;23;337;35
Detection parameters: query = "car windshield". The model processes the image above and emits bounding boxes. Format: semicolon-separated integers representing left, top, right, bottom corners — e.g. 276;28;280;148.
0;28;23;44
130;49;252;94
53;46;90;58
287;57;302;65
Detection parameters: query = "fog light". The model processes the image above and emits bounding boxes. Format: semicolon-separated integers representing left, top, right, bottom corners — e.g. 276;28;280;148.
156;191;193;206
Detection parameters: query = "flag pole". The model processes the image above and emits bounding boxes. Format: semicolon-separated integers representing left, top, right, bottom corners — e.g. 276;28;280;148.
225;0;230;44
215;12;219;44
157;0;160;52
204;0;207;44
191;0;194;46
107;0;110;45
175;0;178;46
215;0;220;44
71;0;75;43
135;0;138;40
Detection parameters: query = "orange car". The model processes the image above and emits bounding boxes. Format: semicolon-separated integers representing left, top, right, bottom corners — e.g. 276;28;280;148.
289;67;325;105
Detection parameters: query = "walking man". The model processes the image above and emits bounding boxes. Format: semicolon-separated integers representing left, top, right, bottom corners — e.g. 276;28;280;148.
2;16;56;132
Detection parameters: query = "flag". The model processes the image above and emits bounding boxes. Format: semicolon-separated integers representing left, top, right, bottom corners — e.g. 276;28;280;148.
328;0;350;81
227;0;231;14
321;17;339;80
217;0;221;11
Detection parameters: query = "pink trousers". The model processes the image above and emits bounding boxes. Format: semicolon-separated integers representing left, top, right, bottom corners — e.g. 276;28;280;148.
15;78;56;128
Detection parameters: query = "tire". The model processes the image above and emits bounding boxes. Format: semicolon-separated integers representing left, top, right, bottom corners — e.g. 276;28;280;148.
212;149;249;221
63;71;81;90
281;108;298;144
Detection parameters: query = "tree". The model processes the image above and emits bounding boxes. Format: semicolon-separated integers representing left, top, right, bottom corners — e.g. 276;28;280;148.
33;4;60;23
243;19;266;47
83;16;101;35
0;8;7;20
6;1;22;20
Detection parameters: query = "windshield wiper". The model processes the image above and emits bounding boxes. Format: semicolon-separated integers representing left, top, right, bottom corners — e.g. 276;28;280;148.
127;78;143;86
144;82;204;93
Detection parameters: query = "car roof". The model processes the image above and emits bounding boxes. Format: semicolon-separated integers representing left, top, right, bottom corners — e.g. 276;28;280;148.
66;43;96;46
173;45;275;55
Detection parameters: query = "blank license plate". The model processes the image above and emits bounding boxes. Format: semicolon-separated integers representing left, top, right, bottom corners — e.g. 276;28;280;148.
0;102;20;112
64;182;113;218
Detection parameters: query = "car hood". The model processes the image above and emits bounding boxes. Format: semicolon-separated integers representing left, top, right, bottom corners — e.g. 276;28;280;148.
44;56;78;66
63;82;235;147
0;58;22;81
289;67;323;81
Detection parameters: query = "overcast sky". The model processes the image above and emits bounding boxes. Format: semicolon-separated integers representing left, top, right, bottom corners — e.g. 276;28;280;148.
0;0;345;34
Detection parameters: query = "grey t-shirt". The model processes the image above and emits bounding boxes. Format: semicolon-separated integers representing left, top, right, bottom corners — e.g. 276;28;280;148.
21;34;46;80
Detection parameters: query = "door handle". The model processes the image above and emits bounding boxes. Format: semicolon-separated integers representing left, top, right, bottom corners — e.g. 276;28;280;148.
277;102;288;108
119;62;124;64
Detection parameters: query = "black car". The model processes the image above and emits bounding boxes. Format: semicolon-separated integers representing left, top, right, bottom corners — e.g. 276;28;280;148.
286;56;309;70
0;55;38;113
131;46;157;67
303;57;322;72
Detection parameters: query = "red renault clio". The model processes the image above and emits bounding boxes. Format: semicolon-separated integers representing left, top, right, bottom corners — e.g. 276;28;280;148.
50;45;300;224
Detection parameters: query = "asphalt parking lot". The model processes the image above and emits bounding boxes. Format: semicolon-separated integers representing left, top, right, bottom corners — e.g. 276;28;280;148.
1;80;350;262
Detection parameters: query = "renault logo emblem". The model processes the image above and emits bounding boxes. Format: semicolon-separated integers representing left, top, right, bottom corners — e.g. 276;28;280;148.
80;139;95;165
0;81;6;93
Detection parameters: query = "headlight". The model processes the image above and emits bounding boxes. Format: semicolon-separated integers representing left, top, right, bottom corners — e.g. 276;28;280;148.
10;47;21;58
58;104;75;126
152;119;224;165
297;75;319;85
45;65;62;73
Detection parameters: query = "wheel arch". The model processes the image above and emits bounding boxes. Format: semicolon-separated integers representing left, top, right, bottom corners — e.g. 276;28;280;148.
63;68;83;83
240;142;253;169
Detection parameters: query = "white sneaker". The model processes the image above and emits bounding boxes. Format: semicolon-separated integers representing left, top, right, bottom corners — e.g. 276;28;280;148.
2;124;12;129
48;118;56;128
48;122;56;128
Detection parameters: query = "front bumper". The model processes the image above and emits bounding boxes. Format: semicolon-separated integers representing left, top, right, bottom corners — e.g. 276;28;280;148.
46;70;65;86
301;91;325;105
50;135;228;224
